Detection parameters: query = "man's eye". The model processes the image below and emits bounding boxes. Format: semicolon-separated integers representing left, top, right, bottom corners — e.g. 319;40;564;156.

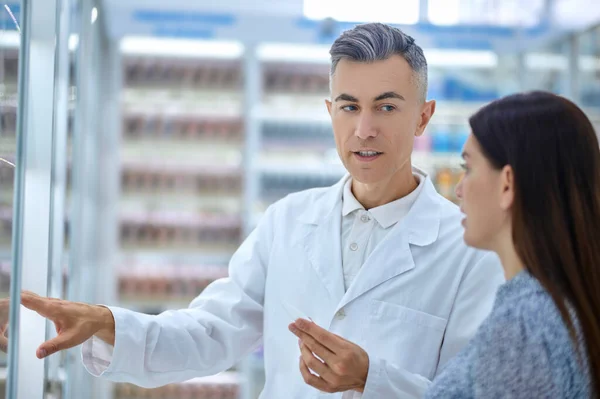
380;105;395;112
341;105;358;112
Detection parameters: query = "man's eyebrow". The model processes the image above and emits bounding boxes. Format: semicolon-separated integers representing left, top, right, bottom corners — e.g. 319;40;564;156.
334;93;359;102
374;91;405;102
334;92;406;102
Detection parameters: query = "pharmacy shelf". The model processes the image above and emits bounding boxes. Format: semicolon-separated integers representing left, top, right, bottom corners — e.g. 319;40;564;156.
115;47;246;390
120;163;243;202
258;168;343;203
123;57;242;89
118;262;229;313
260;119;335;151
256;105;330;125
120;250;232;266
123;89;242;111
119;195;242;217
1;207;243;253
119;214;242;252
114;371;240;399
115;56;247;348
118;275;234;306
0;365;239;396
120;143;243;168
263;62;329;95
120;162;242;179
124;117;242;140
122;108;243;131
120;211;241;229
1;207;243;230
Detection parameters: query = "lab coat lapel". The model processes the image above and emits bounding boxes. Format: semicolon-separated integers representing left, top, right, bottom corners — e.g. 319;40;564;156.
296;175;349;305
336;173;442;311
336;226;414;312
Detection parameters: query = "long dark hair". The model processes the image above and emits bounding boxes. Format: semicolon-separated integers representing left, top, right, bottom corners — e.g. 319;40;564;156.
469;91;600;396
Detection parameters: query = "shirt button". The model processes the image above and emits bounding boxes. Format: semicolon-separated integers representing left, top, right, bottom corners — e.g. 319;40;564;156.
360;215;370;223
335;309;346;320
349;243;358;251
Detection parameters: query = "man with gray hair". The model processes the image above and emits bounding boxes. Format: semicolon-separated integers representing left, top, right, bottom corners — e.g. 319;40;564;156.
22;23;504;398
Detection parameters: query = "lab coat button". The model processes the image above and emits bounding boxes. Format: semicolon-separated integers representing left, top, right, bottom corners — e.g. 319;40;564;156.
335;310;346;320
360;215;370;223
349;243;358;251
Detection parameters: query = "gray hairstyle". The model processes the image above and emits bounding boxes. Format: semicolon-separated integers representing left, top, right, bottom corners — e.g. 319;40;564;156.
329;23;428;102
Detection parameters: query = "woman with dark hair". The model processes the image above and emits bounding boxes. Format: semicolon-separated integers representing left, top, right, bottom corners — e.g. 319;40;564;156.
425;91;600;398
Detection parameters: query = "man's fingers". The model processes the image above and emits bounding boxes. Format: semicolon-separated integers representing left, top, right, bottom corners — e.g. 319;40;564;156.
297;329;335;365
21;290;41;302
300;343;331;378
291;319;344;353
299;356;334;393
37;331;78;359
20;291;54;318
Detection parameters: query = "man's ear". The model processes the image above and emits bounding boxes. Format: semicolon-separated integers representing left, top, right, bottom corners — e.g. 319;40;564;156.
416;99;436;137
326;99;333;116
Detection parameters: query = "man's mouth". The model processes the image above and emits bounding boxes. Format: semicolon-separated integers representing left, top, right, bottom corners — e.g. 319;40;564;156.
353;150;383;162
354;151;383;157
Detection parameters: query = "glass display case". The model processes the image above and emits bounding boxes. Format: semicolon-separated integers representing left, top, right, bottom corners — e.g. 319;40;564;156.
0;1;21;395
1;0;60;397
0;0;115;398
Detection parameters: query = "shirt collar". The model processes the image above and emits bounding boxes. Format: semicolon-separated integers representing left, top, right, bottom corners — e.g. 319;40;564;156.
342;179;364;216
342;169;427;229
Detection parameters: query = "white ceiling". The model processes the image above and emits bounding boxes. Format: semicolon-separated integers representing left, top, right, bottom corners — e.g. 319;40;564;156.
99;0;600;42
101;0;600;27
99;0;306;40
102;0;304;18
552;0;600;31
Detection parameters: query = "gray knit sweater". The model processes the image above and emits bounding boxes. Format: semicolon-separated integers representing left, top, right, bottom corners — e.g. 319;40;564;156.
424;270;591;399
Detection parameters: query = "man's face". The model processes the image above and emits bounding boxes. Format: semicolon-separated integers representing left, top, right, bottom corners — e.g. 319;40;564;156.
327;55;435;185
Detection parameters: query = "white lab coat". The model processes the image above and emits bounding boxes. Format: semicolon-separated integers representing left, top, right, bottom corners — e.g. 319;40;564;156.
82;170;505;398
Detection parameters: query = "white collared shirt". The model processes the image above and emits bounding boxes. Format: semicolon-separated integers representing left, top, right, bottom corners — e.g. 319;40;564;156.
341;170;426;291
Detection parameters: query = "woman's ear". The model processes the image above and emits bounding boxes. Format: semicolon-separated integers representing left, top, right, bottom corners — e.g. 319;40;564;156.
499;165;515;211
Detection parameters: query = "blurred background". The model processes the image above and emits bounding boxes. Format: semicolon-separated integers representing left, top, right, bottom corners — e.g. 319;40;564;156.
0;0;599;398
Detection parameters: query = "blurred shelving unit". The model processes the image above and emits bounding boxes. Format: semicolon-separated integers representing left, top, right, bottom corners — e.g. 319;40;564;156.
113;42;248;396
117;48;245;300
113;371;240;399
0;31;77;263
0;45;19;260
